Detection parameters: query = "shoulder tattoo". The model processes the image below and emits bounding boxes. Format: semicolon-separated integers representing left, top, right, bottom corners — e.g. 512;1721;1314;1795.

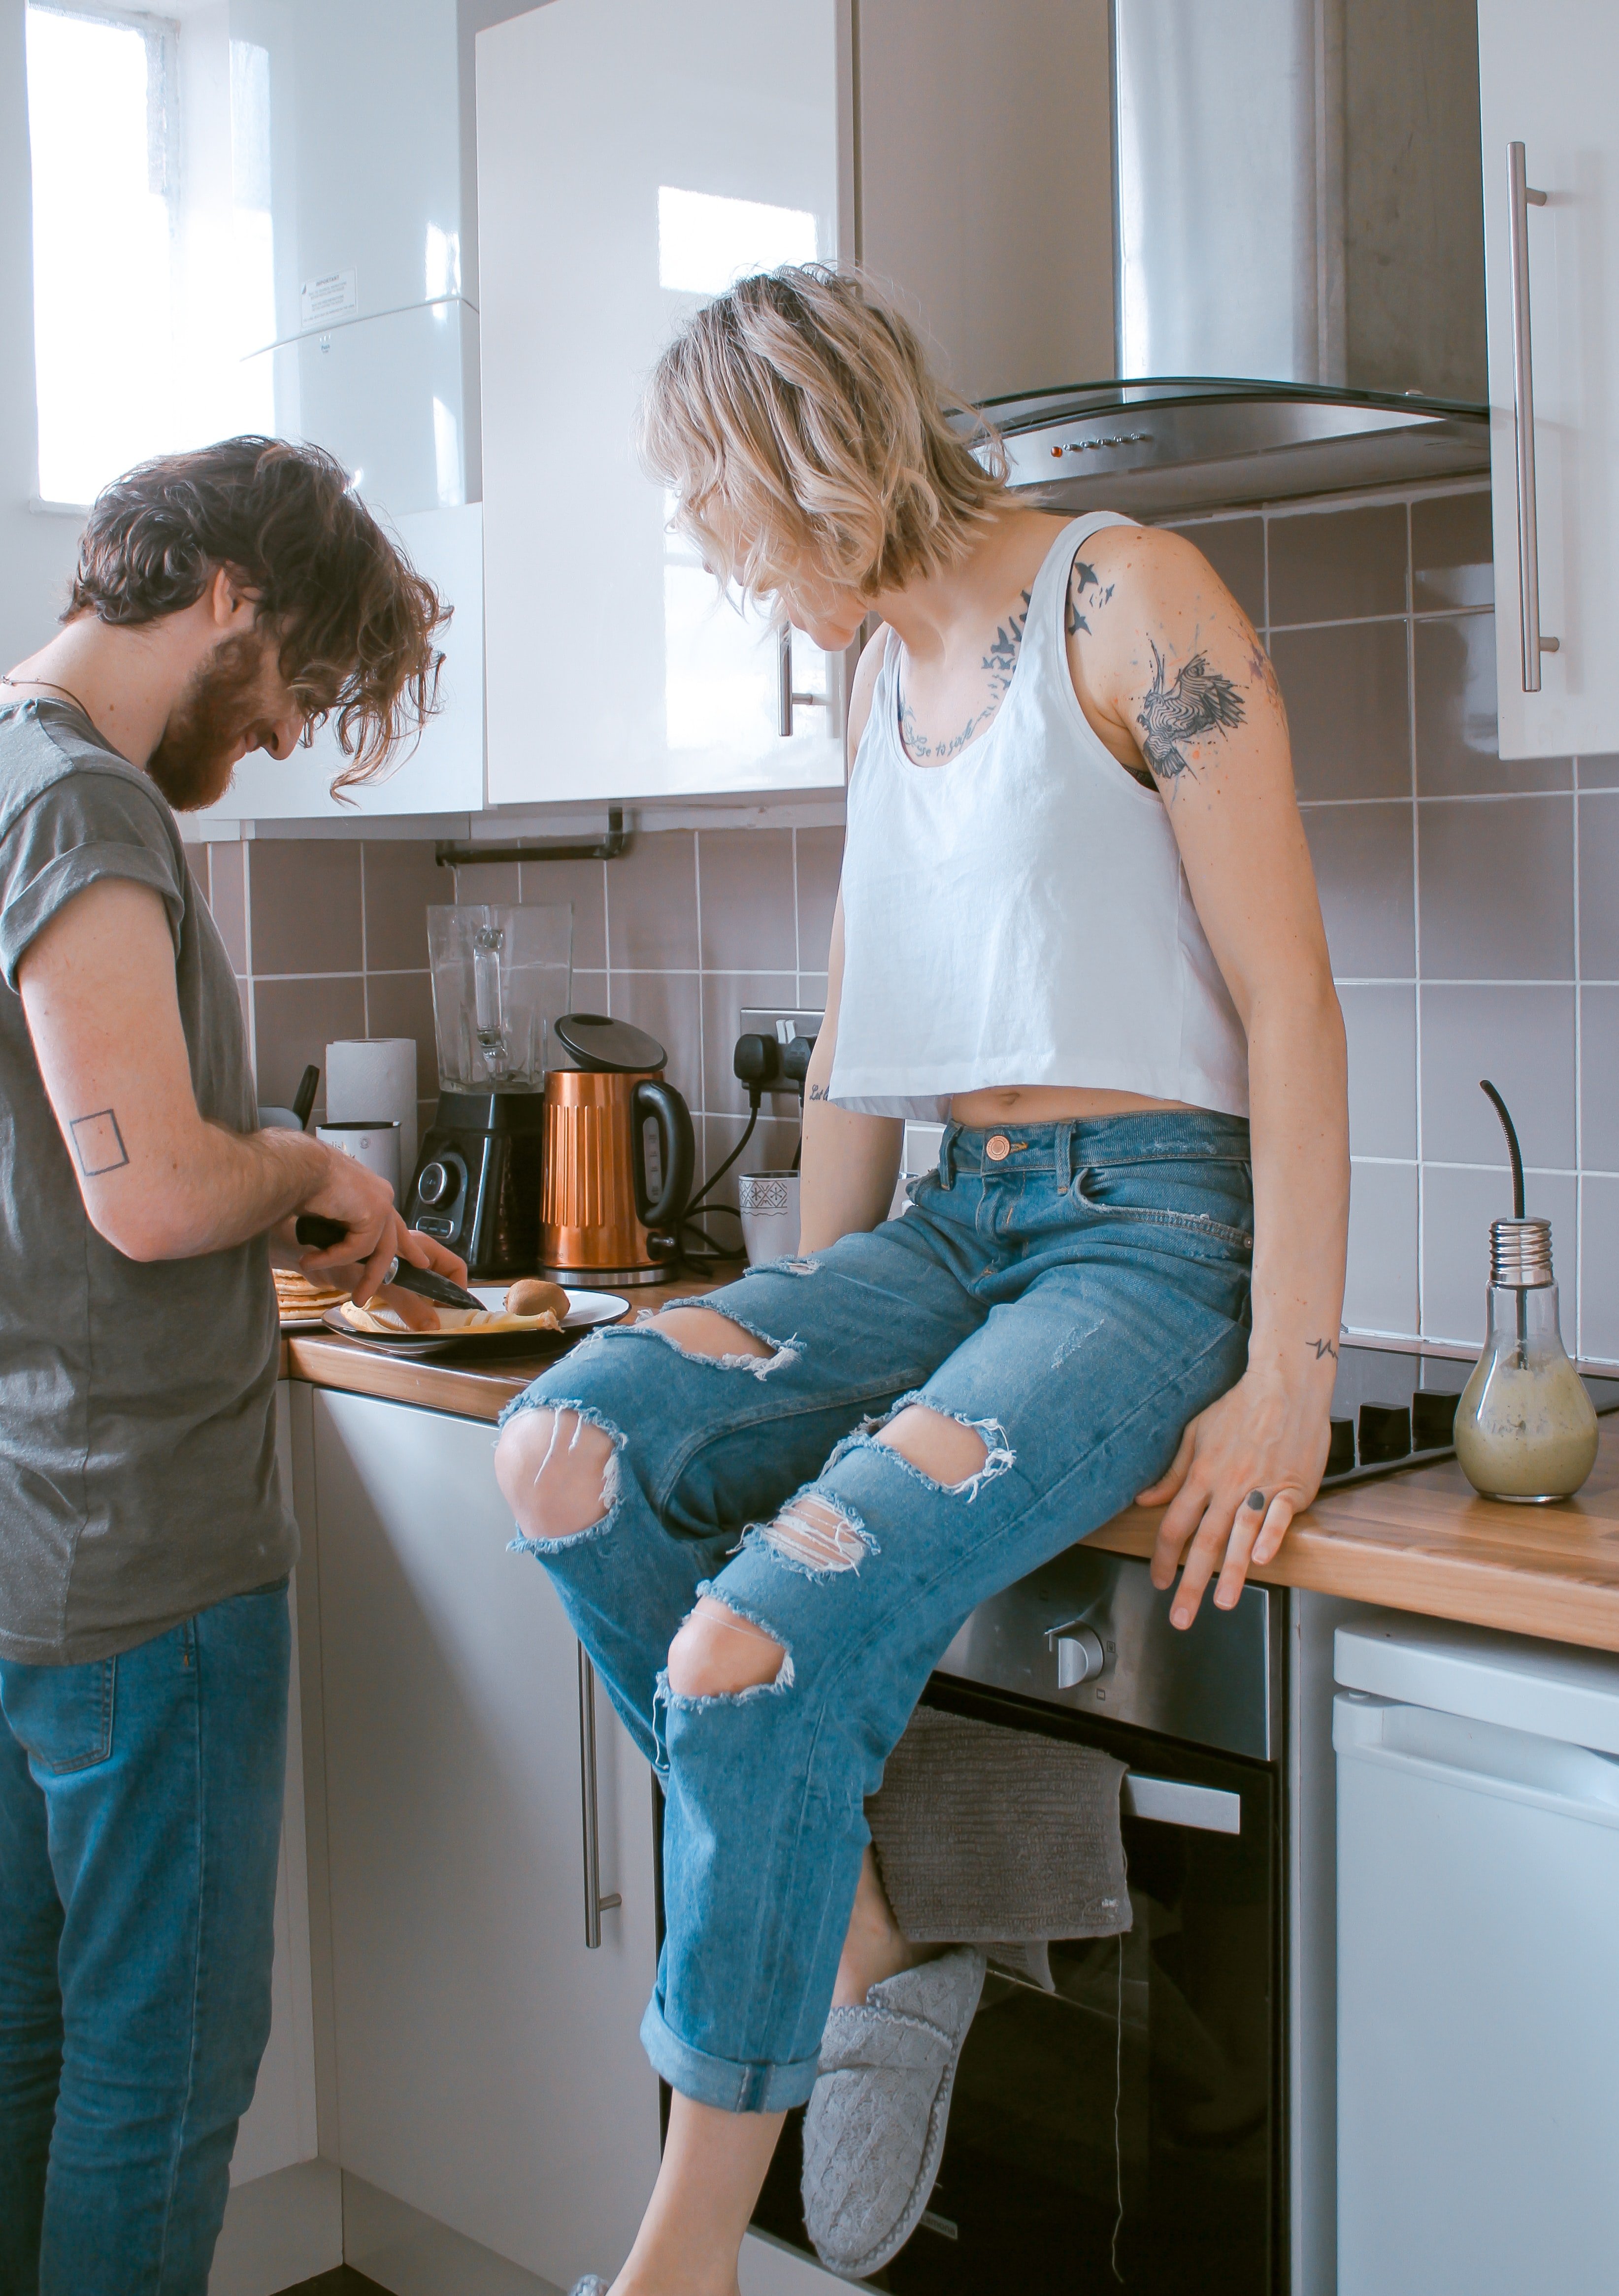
1065;554;1116;638
982;589;1032;700
1136;639;1246;784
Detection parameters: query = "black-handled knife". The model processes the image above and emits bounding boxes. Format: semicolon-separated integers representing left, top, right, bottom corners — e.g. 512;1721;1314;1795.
294;1216;486;1312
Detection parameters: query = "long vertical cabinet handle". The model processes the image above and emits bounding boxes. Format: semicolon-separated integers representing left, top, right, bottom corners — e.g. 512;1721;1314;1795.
778;623;795;737
1506;140;1560;692
577;1645;622;1949
777;623;829;738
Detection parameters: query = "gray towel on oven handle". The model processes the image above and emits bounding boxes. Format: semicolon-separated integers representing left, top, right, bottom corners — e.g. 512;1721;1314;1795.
866;1704;1131;1991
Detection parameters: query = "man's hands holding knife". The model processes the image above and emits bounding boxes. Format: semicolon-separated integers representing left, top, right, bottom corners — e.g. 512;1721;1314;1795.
270;1147;468;1330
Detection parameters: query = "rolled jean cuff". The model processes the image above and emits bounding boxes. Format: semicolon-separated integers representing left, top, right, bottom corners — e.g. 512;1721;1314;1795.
639;1995;820;2113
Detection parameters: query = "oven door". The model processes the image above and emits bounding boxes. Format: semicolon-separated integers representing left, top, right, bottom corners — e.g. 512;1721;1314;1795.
750;1678;1284;2295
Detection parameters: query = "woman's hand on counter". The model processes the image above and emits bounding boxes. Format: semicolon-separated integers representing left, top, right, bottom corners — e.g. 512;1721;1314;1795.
1139;1360;1333;1627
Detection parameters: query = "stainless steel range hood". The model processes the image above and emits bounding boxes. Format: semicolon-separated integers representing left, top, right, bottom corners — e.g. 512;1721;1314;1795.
992;0;1491;513
987;377;1488;520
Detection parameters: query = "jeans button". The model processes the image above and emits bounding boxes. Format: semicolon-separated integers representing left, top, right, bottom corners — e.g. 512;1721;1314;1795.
985;1133;1011;1163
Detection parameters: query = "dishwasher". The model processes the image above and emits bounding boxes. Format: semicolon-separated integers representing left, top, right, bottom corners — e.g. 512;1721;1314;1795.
1334;1612;1619;2296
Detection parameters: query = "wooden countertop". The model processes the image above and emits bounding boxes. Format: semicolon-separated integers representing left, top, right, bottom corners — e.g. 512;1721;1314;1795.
283;1288;1619;1654
280;1273;735;1423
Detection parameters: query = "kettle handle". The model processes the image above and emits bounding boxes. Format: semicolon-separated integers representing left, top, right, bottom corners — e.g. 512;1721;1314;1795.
632;1079;694;1233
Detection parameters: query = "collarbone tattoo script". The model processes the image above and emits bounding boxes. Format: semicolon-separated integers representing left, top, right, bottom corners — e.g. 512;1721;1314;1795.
898;585;1033;764
898;543;1122;765
1136;638;1246;787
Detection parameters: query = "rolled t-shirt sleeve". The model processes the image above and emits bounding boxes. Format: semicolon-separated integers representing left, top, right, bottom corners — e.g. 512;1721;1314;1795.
0;767;187;993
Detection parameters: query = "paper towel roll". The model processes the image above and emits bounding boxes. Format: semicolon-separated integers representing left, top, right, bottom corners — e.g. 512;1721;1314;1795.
326;1039;419;1183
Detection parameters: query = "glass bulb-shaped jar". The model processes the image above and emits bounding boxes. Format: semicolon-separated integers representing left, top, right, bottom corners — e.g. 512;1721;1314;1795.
1454;1219;1598;1502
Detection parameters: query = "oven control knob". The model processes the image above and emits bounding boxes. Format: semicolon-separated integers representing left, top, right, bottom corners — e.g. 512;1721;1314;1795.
1051;1624;1107;1690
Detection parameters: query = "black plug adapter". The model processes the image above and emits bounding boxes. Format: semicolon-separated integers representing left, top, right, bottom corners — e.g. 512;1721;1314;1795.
779;1032;817;1092
732;1032;782;1105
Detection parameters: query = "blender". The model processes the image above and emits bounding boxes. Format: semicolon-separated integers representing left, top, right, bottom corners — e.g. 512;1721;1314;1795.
404;903;572;1277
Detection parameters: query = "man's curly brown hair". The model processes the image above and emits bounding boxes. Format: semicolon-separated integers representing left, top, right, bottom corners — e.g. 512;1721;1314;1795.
67;436;448;793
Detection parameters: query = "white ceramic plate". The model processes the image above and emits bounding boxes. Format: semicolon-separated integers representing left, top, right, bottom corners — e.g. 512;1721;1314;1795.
320;1286;628;1357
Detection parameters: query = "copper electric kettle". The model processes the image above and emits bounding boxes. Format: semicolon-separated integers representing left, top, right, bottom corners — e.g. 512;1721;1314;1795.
538;1015;695;1285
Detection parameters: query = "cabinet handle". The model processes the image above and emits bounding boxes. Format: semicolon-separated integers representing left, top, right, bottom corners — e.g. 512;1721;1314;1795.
578;1646;622;1949
777;624;827;737
1507;141;1560;693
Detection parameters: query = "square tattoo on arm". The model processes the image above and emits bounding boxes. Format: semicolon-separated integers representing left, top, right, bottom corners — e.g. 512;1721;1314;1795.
69;1109;130;1178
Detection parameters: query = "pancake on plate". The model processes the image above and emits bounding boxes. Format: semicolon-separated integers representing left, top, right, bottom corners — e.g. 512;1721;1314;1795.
275;1267;351;1321
337;1300;564;1338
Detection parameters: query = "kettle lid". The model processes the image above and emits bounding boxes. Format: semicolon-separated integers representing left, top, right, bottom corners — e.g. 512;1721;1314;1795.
555;1013;667;1074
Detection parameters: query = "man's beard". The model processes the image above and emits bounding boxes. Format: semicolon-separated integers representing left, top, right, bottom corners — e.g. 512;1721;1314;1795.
146;632;284;811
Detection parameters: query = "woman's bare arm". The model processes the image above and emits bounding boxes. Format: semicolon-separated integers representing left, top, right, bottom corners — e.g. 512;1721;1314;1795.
1070;525;1350;1625
797;629;903;1250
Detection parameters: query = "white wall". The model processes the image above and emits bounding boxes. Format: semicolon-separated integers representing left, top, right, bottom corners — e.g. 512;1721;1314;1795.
0;0;86;666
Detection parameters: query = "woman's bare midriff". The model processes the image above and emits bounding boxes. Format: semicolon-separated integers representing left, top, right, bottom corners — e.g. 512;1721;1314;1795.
948;1084;1198;1127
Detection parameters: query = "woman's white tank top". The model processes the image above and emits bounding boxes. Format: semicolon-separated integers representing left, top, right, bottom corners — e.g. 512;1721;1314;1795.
828;511;1250;1121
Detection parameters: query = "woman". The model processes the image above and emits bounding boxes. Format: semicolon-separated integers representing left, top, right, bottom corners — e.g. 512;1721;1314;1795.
495;265;1347;2295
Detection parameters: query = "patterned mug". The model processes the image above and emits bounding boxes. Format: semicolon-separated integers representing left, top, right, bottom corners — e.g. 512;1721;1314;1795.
737;1170;801;1266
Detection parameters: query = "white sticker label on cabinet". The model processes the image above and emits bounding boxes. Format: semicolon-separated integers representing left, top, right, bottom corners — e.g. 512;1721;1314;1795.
300;268;358;329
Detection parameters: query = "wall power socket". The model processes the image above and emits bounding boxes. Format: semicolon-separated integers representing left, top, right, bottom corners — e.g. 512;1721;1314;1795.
739;1005;824;1104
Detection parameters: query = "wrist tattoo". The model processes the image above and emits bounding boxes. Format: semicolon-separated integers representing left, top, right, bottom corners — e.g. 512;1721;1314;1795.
807;1084;828;1101
70;1108;129;1177
1307;1336;1339;1361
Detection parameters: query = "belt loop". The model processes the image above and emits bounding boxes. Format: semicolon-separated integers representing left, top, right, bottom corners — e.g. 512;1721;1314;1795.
938;1122;958;1191
1056;1124;1076;1194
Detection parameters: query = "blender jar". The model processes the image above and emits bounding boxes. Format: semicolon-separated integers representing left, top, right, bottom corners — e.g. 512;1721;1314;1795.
427;903;573;1091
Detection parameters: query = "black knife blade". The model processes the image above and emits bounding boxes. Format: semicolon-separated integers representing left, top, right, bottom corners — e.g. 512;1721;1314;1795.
294;1216;485;1313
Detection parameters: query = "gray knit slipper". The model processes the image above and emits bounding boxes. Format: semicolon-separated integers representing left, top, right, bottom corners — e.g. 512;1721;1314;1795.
801;1946;987;2279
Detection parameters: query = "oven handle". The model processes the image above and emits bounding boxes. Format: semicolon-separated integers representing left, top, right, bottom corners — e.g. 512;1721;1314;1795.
1123;1774;1242;1834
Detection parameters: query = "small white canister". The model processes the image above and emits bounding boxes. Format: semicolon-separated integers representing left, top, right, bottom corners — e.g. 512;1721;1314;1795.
317;1120;402;1201
738;1171;801;1266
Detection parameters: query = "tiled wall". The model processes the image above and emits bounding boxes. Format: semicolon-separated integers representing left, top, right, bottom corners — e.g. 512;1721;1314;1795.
184;836;446;1147
1168;481;1618;1363
195;476;1618;1362
186;824;844;1228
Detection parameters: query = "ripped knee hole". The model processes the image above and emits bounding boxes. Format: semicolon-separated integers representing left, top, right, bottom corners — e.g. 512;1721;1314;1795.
666;1596;787;1698
496;1405;618;1539
760;1494;871;1573
648;1306;771;1359
876;1404;990;1488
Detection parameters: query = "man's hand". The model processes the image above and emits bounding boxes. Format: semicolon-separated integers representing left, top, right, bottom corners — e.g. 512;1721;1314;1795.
275;1167;469;1330
1138;1363;1333;1627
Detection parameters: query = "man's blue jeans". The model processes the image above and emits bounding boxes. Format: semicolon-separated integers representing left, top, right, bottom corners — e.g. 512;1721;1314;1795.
0;1580;290;2296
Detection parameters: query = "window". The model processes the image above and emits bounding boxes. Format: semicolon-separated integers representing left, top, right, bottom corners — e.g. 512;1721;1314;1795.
25;2;274;506
656;187;827;753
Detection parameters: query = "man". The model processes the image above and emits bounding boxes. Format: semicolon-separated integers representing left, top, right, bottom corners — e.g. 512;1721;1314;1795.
0;437;467;2296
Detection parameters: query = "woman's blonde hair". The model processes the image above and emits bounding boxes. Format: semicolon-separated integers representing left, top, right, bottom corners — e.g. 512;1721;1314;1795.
638;264;1009;608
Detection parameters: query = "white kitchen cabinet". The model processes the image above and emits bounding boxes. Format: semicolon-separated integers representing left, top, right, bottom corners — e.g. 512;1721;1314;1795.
309;1389;661;2291
476;0;847;807
1478;0;1619;758
194;504;485;825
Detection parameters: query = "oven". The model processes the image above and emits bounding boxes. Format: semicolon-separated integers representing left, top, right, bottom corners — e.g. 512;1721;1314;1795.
747;1544;1287;2294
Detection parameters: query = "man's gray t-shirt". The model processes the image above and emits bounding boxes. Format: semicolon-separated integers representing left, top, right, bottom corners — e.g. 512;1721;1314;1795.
0;698;294;1665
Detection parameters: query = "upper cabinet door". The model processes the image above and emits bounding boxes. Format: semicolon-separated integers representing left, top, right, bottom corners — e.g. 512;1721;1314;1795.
476;0;846;807
1479;0;1619;760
